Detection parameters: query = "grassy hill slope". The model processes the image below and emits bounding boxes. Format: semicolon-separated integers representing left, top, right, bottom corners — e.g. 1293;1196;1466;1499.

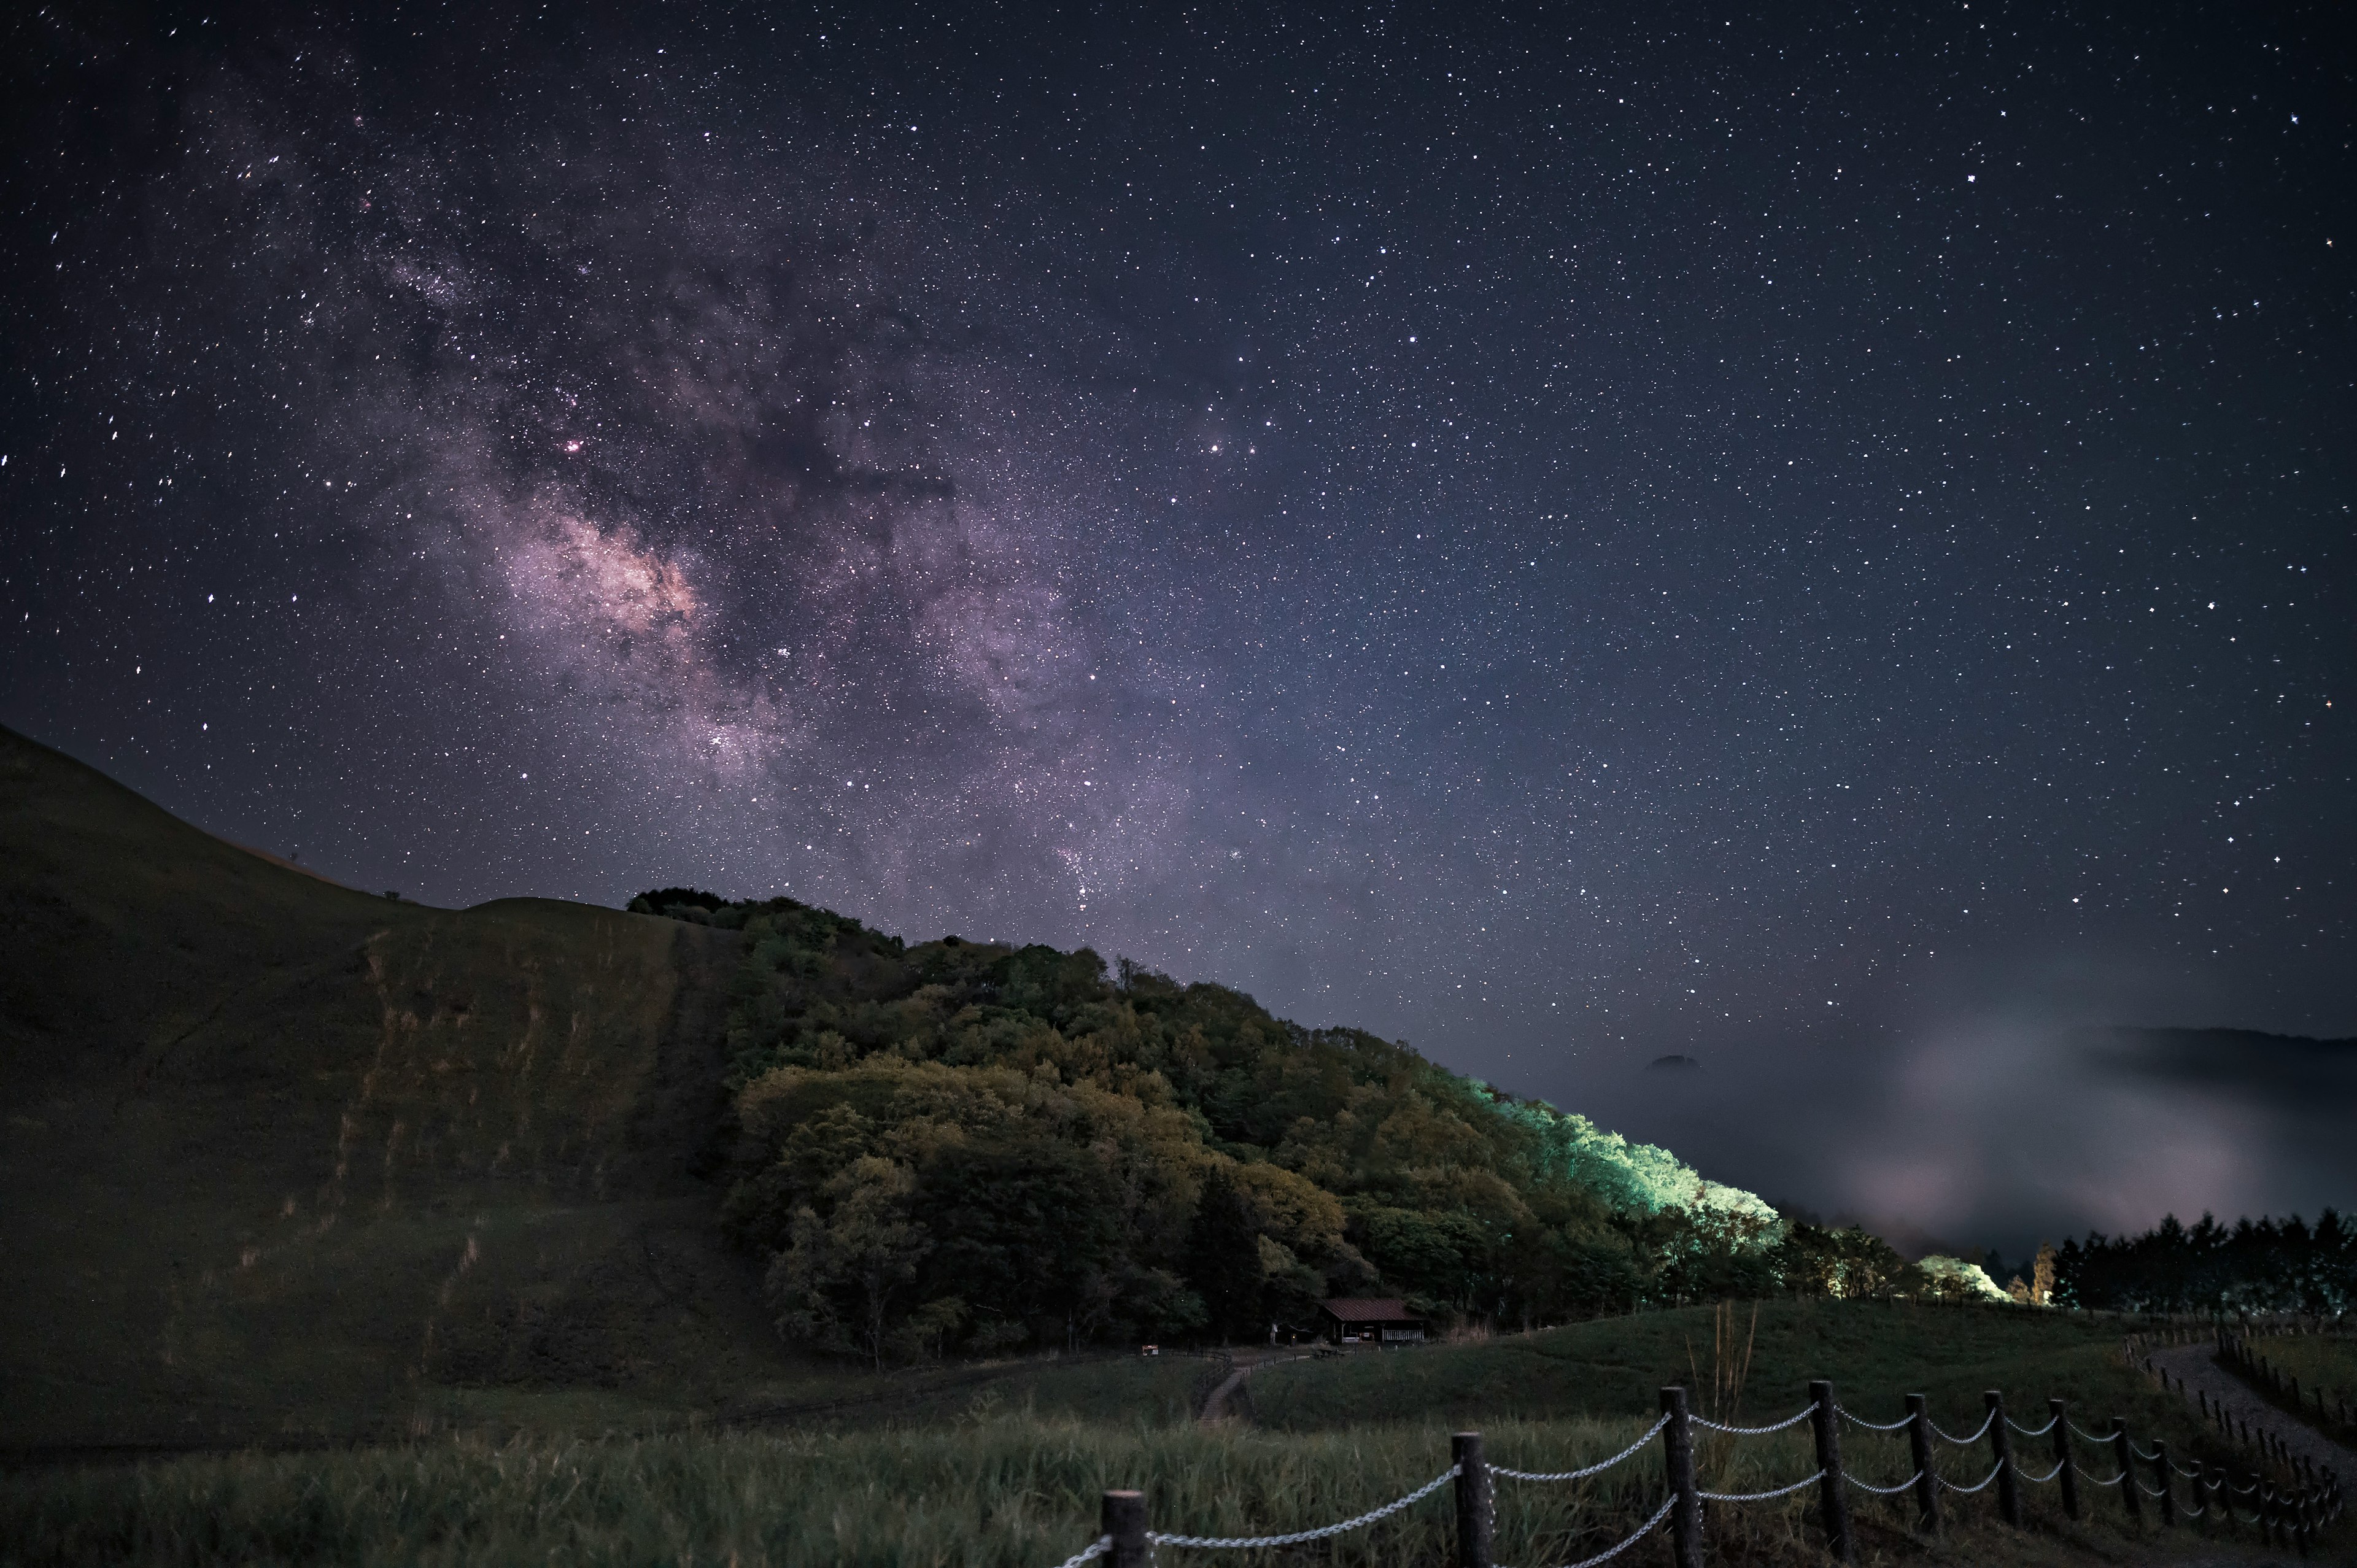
0;725;805;1450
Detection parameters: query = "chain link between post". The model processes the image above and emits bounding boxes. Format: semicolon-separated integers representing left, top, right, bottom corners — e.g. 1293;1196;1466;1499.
1495;1492;1679;1568
1146;1464;1458;1550
1833;1405;1914;1432
1927;1412;1995;1446
1493;1416;1671;1483
1937;1461;2006;1494
1697;1469;1825;1503
1689;1402;1819;1435
1043;1535;1110;1568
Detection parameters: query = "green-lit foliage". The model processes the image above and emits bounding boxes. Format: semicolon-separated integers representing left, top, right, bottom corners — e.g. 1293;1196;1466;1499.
662;894;1822;1359
1913;1254;2014;1304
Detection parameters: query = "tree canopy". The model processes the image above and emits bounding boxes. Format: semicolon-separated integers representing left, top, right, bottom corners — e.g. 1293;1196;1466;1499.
2050;1210;2356;1314
636;891;2022;1361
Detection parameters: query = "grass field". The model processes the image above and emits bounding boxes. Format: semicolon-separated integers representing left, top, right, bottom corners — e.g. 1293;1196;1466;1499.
2237;1330;2357;1409
1;1415;1662;1568
2229;1329;2357;1443
1253;1299;2191;1435
3;1304;2343;1567
7;1405;2303;1568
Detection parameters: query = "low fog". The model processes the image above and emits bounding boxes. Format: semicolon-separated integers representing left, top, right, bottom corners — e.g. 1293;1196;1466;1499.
1553;954;2357;1261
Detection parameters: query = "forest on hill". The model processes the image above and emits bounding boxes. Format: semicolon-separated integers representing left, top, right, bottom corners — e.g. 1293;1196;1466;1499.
631;890;1990;1365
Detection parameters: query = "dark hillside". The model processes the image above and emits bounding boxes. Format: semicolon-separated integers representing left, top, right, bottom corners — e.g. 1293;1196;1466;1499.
0;725;791;1451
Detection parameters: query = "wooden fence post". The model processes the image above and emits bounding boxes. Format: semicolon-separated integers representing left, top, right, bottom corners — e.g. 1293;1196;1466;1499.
2113;1418;2142;1524
1102;1489;1148;1568
2154;1439;2176;1527
1660;1386;1704;1568
1986;1391;2021;1527
1808;1380;1852;1563
2260;1481;2277;1547
1452;1431;1490;1568
2049;1397;2078;1521
2188;1459;2207;1534
1906;1394;1940;1534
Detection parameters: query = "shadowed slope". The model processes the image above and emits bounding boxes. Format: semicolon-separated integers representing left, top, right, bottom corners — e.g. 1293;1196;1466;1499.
0;725;794;1451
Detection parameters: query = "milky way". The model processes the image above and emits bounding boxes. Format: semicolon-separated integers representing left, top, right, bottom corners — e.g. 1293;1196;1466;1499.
5;2;2352;1250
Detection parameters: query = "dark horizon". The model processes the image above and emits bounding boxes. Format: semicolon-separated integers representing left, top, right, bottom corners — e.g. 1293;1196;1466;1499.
4;0;2351;1257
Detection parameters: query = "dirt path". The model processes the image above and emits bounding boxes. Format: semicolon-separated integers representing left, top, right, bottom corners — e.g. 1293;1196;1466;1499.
1198;1351;1310;1424
2152;1342;2356;1494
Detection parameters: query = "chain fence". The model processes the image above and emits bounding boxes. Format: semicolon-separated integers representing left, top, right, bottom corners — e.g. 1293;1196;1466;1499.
1926;1410;1994;1446
1145;1466;1458;1551
1834;1404;1912;1432
1690;1403;1818;1436
1496;1493;1677;1568
1493;1415;1671;1483
1698;1470;1824;1503
1048;1537;1110;1568
1040;1335;2347;1568
1937;1460;2005;1494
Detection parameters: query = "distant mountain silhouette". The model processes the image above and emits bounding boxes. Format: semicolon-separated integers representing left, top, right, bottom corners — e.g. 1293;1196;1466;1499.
2079;1025;2357;1108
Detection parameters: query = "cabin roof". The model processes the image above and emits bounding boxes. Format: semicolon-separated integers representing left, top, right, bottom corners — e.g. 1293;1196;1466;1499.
1317;1298;1422;1321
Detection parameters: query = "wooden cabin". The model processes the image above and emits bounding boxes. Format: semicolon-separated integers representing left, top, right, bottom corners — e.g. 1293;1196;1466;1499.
1316;1297;1428;1346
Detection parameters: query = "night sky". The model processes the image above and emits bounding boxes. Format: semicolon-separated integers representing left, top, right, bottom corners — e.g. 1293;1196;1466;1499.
6;1;2353;1256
